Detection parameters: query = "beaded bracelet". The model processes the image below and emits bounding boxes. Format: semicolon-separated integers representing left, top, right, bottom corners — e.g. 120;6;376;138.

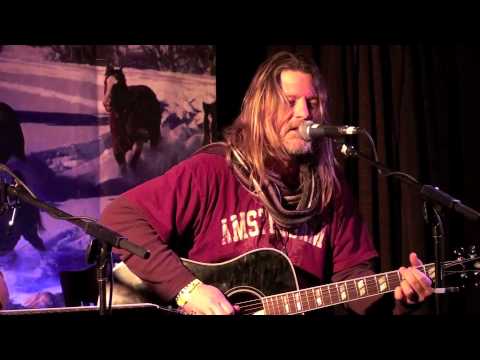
175;279;203;307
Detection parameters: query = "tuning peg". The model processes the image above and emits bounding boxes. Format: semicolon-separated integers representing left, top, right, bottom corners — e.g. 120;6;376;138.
454;247;466;258
469;245;477;256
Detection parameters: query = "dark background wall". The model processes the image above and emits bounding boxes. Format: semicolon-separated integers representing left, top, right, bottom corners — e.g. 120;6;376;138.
216;44;480;315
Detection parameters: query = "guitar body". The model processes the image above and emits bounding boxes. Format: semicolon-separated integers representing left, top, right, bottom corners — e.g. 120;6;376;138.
183;248;299;304
111;248;300;314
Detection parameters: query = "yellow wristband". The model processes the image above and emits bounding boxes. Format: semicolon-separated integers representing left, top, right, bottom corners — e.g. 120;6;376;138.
175;279;202;307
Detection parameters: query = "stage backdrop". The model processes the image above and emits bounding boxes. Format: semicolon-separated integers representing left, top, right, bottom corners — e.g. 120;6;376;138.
0;45;215;308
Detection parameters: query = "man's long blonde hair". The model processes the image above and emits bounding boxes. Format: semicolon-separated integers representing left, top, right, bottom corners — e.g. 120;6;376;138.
225;51;340;212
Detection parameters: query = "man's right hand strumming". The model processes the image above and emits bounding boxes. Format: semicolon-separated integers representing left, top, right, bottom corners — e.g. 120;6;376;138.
178;280;238;315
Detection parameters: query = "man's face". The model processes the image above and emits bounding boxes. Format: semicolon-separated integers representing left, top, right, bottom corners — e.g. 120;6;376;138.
276;70;319;156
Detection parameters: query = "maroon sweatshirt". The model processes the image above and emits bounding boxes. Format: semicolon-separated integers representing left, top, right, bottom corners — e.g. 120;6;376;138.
100;145;414;314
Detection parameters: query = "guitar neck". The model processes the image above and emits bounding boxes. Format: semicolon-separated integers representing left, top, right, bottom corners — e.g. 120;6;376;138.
260;263;436;315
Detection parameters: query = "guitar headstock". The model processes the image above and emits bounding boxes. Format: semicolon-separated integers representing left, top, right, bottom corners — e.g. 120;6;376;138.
444;245;480;288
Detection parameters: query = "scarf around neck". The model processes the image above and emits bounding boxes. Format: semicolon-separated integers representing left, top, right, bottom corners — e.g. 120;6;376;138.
230;146;321;230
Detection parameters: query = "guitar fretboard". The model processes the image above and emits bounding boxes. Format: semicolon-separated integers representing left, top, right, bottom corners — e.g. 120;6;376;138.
261;263;436;315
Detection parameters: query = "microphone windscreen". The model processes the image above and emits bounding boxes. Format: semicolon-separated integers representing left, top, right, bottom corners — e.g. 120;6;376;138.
298;120;314;141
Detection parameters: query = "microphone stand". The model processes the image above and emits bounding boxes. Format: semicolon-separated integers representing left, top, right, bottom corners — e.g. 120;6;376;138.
339;142;479;314
0;170;150;316
85;237;112;316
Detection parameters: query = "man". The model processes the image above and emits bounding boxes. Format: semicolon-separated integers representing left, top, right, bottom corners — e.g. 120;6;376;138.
100;51;433;315
0;272;9;310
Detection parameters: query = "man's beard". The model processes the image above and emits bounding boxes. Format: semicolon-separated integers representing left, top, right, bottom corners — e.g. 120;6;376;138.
286;139;323;166
290;150;318;166
284;139;312;156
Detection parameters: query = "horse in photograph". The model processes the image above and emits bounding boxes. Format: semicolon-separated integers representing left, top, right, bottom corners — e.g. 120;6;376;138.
103;64;162;170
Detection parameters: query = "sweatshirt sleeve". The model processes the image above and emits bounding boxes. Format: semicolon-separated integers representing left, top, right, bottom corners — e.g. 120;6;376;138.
330;177;378;274
99;159;206;302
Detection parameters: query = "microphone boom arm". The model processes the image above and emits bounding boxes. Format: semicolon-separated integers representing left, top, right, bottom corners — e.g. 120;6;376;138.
339;143;480;221
4;184;150;259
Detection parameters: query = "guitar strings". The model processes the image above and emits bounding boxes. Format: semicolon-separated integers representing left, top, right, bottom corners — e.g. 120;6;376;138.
443;256;480;269
232;259;476;314
238;283;417;315
232;268;413;309
234;285;398;314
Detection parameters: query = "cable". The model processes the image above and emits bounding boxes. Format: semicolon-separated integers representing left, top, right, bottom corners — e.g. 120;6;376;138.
0;164;37;198
344;129;421;185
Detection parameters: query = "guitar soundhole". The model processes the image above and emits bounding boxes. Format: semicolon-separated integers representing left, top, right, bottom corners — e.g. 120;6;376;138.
225;286;264;315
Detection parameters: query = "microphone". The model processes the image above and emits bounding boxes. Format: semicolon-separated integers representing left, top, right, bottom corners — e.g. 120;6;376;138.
299;121;361;141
